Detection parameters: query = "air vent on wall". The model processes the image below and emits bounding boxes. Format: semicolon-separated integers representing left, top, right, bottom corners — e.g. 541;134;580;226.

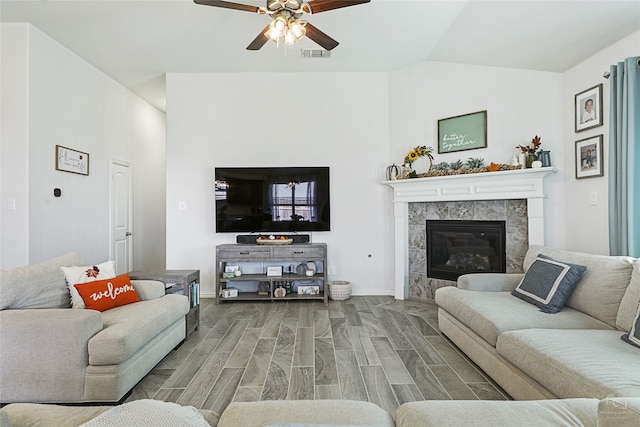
301;49;331;59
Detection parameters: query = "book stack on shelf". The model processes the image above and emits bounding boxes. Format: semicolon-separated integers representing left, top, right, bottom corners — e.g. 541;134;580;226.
189;281;200;306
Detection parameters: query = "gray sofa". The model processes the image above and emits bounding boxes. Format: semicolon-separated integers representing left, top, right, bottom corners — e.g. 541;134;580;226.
436;245;640;400
2;397;640;426
0;253;190;403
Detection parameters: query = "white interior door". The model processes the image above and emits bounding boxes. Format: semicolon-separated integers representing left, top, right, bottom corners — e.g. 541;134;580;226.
111;160;132;274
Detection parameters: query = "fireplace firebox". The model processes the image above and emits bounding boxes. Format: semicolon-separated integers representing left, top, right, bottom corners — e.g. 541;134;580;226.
426;220;506;281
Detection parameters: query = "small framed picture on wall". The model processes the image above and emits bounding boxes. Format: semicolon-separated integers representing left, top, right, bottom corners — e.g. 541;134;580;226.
575;84;603;133
575;135;604;179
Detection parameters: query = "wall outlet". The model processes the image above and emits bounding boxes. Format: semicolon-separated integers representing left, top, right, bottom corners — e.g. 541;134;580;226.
329;266;337;276
7;198;16;211
590;192;598;206
178;202;187;210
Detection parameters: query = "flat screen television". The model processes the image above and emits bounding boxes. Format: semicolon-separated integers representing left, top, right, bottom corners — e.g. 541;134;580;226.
215;167;330;233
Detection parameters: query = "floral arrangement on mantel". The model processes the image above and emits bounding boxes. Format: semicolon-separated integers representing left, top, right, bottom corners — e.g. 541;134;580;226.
517;135;542;168
517;135;542;156
400;145;435;178
404;145;434;167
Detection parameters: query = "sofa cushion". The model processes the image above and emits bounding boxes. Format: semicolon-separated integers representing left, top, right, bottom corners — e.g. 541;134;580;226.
496;329;640;398
61;260;116;309
395;398;598;427
618;259;640;332
436;287;611;346
74;274;140;312
88;294;189;365
621;303;640;348
0;252;83;310
511;254;586;313
524;246;634;328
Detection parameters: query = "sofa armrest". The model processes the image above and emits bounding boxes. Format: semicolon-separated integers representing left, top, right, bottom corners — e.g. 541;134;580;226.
0;309;103;402
457;273;524;292
131;280;165;300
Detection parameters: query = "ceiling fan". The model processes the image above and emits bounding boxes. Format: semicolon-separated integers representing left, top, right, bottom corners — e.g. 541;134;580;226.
194;0;371;51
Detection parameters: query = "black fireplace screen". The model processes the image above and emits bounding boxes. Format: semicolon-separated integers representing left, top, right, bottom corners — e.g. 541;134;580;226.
426;220;506;281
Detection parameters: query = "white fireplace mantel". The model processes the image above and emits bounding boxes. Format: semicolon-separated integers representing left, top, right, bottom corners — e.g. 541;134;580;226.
384;167;557;300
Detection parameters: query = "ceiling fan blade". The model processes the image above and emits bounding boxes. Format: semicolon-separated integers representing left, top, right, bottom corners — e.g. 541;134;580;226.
304;0;370;14
193;0;260;13
304;23;339;51
247;25;271;50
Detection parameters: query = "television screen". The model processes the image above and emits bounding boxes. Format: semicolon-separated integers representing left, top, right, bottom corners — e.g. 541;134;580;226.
215;167;330;233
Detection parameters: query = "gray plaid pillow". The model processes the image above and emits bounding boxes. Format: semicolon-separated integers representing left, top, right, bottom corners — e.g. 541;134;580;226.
512;254;587;313
621;302;640;348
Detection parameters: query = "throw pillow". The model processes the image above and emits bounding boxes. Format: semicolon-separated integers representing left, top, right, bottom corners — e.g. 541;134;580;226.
74;273;140;312
61;261;116;309
621;302;640;348
511;254;587;313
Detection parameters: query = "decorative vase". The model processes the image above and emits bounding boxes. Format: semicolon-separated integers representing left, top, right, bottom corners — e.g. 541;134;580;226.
525;154;538;168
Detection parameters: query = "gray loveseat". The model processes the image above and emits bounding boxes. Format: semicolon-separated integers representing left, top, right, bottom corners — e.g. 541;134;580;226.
436;245;640;400
0;253;190;403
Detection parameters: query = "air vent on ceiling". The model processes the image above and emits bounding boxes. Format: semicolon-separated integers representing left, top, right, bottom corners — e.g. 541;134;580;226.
301;49;331;59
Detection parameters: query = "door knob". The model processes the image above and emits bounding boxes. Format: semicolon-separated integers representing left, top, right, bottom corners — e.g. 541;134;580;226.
125;232;132;236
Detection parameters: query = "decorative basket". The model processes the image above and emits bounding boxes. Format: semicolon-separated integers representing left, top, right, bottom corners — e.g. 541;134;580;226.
328;281;352;301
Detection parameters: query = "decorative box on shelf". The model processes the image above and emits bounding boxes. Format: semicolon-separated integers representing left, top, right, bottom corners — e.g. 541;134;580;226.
298;285;320;295
221;287;239;298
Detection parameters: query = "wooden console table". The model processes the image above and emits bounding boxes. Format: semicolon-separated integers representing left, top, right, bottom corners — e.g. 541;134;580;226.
216;243;327;304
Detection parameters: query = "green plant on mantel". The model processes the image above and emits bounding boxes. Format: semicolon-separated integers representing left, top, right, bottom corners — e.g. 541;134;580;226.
432;161;450;171
449;159;464;170
466;158;485;169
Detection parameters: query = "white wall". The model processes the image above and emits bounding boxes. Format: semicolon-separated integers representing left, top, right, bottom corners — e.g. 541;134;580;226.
0;23;167;269
562;30;640;255
166;72;392;297
0;24;30;268
389;62;565;248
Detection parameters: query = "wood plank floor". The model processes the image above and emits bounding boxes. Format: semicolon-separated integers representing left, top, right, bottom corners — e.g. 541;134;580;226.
127;296;508;421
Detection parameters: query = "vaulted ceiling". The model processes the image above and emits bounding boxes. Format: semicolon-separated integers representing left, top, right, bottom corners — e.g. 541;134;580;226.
2;1;639;111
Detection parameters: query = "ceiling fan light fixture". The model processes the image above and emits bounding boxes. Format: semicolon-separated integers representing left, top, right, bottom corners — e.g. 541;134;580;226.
267;15;288;42
290;20;306;39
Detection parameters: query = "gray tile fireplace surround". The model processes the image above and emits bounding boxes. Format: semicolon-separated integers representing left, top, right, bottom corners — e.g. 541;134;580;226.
408;199;528;300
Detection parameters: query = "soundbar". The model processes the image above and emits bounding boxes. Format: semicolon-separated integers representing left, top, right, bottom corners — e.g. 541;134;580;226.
236;234;310;244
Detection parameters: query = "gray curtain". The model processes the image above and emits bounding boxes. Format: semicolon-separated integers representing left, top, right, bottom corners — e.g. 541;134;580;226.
608;56;640;257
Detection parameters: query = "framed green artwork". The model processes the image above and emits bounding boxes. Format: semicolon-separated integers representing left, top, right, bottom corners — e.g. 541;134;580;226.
437;110;487;154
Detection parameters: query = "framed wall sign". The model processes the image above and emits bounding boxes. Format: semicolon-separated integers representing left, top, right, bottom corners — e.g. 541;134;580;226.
55;145;89;176
575;135;604;179
437;110;487;154
575;84;603;133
